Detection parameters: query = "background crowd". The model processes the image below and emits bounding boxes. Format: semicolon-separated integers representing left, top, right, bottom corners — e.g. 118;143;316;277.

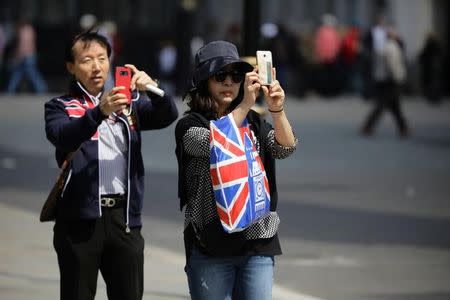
0;9;448;105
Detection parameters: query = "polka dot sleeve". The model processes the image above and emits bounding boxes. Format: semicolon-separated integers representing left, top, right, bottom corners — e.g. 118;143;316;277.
267;129;298;159
182;126;210;157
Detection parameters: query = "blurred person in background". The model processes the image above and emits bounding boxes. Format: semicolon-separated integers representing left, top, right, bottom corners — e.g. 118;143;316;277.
362;14;387;100
79;13;98;32
361;26;409;138
341;21;363;94
157;39;177;96
0;22;7;89
418;31;443;105
263;23;302;94
6;19;47;93
0;23;5;70
313;13;343;97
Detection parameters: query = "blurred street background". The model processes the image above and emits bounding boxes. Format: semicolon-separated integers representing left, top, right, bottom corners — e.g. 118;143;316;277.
0;0;449;299
0;0;448;98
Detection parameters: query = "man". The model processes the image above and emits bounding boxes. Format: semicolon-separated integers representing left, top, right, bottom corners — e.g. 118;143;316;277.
362;14;388;100
361;26;409;138
44;31;178;300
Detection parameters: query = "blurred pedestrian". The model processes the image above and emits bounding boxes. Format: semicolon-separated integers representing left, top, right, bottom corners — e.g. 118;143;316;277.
79;13;98;32
313;13;343;97
418;32;443;104
157;39;177;96
175;40;297;300
341;22;363;93
0;22;7;90
263;23;300;92
6;19;47;93
361;26;409;138
0;23;5;69
44;31;178;299
361;14;387;100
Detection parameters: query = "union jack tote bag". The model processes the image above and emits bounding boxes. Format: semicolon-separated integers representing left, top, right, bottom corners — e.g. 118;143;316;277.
210;113;271;233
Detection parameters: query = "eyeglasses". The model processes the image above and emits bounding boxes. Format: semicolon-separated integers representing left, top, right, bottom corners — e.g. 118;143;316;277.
214;70;244;83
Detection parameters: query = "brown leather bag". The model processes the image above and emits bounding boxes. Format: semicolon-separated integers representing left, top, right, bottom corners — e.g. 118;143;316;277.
40;152;75;222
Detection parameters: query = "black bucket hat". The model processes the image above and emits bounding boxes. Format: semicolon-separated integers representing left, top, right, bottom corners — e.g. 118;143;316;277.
191;40;253;89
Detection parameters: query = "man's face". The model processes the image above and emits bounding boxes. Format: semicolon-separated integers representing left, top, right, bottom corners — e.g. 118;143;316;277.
66;40;110;95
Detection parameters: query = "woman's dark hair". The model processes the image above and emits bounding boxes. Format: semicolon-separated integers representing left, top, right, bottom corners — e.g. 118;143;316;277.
183;77;245;119
65;31;111;63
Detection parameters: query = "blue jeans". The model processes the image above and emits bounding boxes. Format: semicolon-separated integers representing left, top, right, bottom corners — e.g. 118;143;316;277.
7;55;47;93
186;246;274;300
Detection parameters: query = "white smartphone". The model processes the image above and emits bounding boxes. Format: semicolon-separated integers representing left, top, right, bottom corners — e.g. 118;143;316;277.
256;50;273;85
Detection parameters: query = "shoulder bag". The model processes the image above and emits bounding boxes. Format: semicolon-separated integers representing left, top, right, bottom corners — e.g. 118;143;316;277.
39;151;75;222
210;113;271;233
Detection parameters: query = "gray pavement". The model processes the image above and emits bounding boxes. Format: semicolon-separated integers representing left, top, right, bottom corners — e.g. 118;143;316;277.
0;199;189;300
1;93;450;300
0;198;304;300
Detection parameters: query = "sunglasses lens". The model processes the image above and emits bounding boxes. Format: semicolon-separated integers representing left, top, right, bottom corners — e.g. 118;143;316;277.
214;72;227;82
214;71;244;83
231;72;244;83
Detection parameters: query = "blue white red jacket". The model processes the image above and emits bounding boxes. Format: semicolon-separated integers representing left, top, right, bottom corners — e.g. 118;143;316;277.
45;82;178;227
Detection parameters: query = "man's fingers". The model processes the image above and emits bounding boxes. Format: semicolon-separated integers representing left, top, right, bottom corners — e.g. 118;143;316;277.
111;86;125;93
125;64;139;89
124;64;138;73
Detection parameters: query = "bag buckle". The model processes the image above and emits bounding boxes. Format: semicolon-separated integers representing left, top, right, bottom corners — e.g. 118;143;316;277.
101;197;116;207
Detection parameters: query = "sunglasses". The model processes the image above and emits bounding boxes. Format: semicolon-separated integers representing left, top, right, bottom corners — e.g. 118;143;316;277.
214;70;245;83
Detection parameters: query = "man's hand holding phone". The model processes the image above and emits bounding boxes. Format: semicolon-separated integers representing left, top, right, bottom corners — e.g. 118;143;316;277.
101;65;165;118
98;66;133;117
125;64;164;96
99;86;130;117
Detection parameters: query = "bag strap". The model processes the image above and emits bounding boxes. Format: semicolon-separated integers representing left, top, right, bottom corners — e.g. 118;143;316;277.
59;141;85;172
59;149;77;170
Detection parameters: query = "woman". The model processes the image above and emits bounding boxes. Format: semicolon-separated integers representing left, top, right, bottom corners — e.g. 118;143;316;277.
175;40;297;300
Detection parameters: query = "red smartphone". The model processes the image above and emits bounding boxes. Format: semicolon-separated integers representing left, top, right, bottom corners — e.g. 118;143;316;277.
115;66;132;104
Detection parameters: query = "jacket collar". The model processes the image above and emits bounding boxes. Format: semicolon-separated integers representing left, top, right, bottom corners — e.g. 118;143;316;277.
69;80;104;103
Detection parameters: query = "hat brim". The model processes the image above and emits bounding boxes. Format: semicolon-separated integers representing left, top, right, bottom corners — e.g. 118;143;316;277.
192;56;253;88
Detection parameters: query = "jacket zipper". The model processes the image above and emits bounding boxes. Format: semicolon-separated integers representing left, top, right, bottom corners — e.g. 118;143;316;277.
118;113;132;234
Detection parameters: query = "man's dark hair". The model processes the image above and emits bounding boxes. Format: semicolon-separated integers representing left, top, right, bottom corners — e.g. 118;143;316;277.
65;31;112;63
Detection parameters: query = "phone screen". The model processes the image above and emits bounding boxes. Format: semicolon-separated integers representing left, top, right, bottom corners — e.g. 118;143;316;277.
115;66;132;104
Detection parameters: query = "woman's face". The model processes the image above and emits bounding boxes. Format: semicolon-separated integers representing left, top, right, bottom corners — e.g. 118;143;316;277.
207;64;244;115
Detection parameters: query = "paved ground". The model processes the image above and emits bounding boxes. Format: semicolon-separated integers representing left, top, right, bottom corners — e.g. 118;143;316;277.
1;93;450;300
0;199;190;299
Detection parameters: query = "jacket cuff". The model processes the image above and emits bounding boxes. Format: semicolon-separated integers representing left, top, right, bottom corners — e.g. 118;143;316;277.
91;106;108;125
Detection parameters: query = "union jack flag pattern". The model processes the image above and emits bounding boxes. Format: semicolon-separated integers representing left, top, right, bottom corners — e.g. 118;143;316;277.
210;114;270;233
57;96;99;140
